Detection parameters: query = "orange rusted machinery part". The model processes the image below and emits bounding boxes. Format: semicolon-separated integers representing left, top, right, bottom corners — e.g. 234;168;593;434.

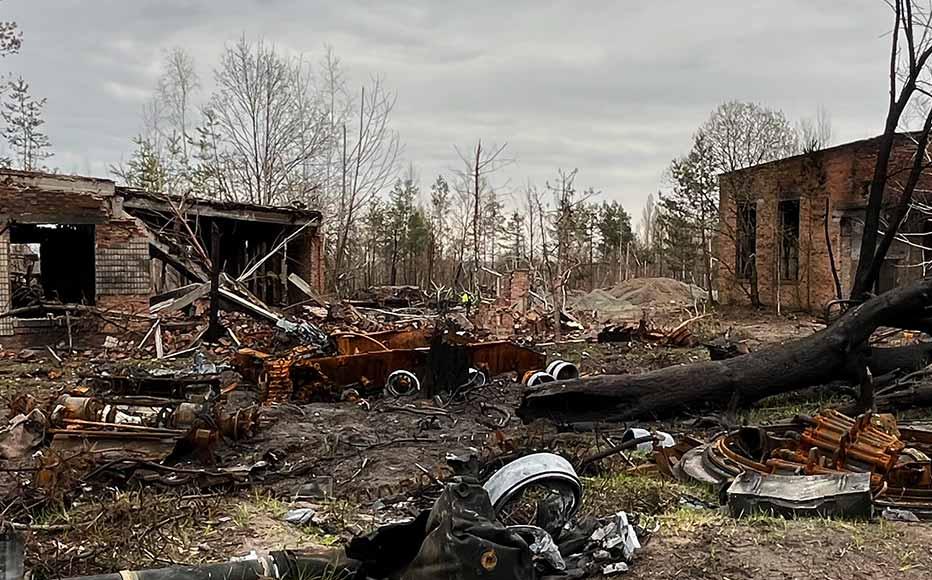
239;339;546;404
465;342;546;379
705;410;932;499
797;410;904;474
332;327;433;355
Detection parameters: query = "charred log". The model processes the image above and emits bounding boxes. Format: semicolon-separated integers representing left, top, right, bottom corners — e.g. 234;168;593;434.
519;278;932;423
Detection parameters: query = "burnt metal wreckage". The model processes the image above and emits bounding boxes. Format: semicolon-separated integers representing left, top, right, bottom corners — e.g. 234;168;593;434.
234;326;555;404
673;408;932;518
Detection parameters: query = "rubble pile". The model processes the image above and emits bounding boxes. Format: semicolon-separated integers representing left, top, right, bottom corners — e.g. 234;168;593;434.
571;277;707;324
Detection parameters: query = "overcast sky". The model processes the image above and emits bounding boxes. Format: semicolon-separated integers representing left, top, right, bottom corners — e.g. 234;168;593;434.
4;0;895;219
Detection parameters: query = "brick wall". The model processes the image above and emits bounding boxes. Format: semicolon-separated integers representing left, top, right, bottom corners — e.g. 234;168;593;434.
498;269;530;313
95;219;150;313
718;134;932;312
291;226;325;294
0;187;109;224
0;230;10;337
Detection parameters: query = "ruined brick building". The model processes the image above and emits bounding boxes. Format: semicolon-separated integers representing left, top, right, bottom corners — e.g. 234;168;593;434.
717;133;932;312
0;169;323;347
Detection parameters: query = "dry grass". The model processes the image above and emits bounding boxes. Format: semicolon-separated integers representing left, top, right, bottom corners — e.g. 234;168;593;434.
24;490;234;580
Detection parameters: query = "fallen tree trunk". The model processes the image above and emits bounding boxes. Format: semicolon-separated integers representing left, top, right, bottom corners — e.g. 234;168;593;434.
519;277;932;423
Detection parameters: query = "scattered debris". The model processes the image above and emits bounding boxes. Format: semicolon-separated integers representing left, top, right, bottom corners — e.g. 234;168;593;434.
597;317;697;347
727;471;873;519
679;409;932;517
0;409;46;460
236;332;546;404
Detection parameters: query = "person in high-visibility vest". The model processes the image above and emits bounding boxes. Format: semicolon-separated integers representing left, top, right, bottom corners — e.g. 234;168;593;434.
460;291;475;316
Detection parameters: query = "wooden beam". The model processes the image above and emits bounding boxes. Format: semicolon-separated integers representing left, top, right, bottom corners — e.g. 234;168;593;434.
288;273;327;306
150;282;210;314
149;240;208;283
123;195;321;226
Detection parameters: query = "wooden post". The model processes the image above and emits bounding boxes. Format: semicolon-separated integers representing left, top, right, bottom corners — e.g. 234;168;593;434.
281;239;289;304
205;222;224;343
65;310;73;353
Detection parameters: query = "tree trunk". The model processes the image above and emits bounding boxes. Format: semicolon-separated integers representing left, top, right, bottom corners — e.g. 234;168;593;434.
700;224;713;304
204;223;224;343
519;276;932;423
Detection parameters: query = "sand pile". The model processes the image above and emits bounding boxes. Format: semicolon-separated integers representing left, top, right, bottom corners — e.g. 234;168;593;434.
570;277;707;322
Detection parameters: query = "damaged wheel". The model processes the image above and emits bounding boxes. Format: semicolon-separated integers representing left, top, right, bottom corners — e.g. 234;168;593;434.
483;452;582;536
523;371;556;387
385;369;420;397
546;360;579;381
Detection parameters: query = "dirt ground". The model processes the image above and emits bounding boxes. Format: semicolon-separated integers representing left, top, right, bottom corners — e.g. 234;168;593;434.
5;306;932;579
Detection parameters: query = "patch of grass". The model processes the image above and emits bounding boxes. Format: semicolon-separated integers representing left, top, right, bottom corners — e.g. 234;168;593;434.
314;497;362;529
741;391;851;425
24;490;227;580
249;489;288;519
582;472;718;518
232;502;252;528
657;506;727;535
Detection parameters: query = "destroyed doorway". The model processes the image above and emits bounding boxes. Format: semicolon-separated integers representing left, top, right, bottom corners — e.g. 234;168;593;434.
9;224;95;309
203;218;304;307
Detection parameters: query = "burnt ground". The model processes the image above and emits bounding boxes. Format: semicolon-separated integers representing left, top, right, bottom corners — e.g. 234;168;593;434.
4;307;932;579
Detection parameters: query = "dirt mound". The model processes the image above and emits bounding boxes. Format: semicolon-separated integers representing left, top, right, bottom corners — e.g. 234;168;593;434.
570;277;706;322
607;277;706;306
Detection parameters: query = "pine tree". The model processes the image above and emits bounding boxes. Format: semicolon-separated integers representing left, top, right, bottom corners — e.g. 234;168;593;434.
597;201;634;284
501;211;527;267
114;136;167;191
388;176;417;285
429;175;451;282
2;77;52;170
405;208;431;286
362;199;389;287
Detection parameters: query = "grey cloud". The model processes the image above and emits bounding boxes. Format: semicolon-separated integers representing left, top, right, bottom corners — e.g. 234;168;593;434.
2;0;899;215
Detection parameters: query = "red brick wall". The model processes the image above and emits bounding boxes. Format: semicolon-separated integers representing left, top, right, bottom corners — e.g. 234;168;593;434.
0;187;109;224
718;135;932;312
291;226;325;294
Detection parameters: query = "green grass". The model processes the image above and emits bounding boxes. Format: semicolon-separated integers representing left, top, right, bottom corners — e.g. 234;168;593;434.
249;488;288;519
582;472;718;518
740;391;851;425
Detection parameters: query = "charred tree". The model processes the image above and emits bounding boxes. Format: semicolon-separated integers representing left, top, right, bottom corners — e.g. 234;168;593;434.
519;277;932;423
851;0;932;298
204;223;224;343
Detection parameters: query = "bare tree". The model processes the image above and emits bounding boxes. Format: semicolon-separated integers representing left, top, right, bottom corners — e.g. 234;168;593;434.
798;106;833;153
156;48;200;160
524;182;541;269
429;174;451;284
548;169;577;341
453;140;510;289
702;101;799;169
851;0;932;299
313;45;352;216
208;35;328;205
331;75;401;280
